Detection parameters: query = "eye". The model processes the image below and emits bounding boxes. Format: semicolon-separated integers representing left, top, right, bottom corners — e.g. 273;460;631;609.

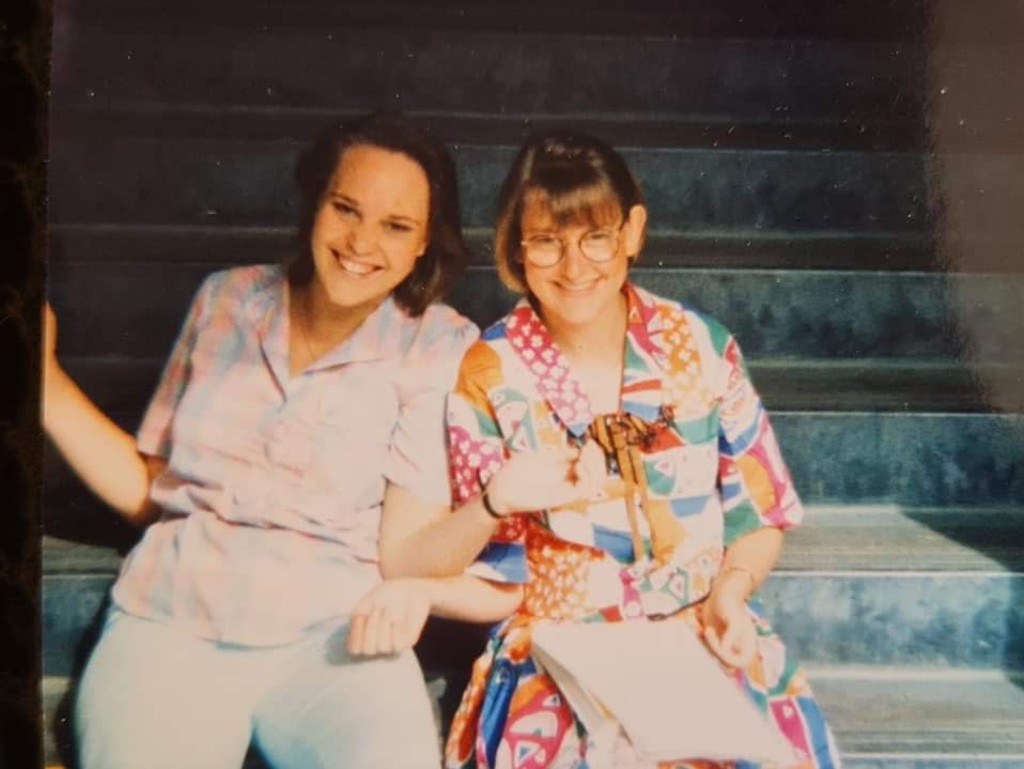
332;200;359;218
528;235;561;249
582;230;615;247
383;221;415;235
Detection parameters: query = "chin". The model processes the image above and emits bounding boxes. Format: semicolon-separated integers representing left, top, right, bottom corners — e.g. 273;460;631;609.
323;280;391;311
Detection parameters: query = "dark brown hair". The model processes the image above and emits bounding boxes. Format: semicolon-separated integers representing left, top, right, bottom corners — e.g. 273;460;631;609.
494;130;646;293
290;112;469;316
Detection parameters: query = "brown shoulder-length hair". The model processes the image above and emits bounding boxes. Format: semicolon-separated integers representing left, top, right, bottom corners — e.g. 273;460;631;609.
290;111;469;316
494;130;646;294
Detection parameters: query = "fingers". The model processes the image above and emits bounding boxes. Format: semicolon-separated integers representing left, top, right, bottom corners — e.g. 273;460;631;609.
346;582;431;657
491;442;611;514
348;606;397;656
573;440;608;496
704;614;757;670
346;612;367;655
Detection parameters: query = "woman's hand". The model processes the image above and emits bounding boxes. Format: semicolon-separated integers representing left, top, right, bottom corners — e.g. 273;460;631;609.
702;570;758;670
347;578;432;657
485;440;607;517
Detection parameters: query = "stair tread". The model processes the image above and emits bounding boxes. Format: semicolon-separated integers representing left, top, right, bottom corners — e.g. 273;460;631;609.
808;668;1024;756
41;670;1024;761
779;507;1024;572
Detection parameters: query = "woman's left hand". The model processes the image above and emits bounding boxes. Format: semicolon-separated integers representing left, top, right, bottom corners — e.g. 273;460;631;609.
701;573;758;670
347;578;432;657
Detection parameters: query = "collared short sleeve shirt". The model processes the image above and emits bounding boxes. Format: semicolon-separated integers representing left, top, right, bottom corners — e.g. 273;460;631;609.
113;264;478;645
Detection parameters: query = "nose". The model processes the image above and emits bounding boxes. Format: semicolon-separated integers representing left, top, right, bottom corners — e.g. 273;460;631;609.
559;239;590;279
346;220;378;255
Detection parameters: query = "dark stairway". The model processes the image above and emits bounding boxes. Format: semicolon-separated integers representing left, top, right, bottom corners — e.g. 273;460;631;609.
43;1;1024;766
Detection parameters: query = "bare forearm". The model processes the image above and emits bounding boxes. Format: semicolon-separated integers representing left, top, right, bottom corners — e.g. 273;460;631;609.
718;526;785;596
425;574;523;624
379;485;500;579
43;364;159;525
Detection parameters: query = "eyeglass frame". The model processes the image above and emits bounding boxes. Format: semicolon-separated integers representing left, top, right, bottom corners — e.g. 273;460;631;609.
518;221;627;268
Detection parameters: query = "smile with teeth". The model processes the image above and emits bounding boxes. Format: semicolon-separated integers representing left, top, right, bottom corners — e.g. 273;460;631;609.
556;279;599;293
333;251;380;276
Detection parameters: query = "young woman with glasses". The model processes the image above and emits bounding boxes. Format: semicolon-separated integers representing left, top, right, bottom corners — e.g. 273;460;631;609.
413;131;843;768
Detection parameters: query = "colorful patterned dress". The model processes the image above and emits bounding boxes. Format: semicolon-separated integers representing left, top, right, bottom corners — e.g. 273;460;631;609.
444;284;841;769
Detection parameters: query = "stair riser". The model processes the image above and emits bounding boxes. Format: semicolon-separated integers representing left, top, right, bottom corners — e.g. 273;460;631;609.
48;264;1024;362
764;572;1024;670
41;412;1024;542
49;139;931;235
774;412;1024;507
52;25;925;123
43;570;1024;677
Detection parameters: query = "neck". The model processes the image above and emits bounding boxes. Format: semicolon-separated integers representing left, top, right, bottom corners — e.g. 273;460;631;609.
544;292;628;365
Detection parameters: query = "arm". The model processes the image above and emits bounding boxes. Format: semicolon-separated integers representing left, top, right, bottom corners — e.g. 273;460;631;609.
380;335;604;579
347;574;523;656
702;525;784;668
379;445;605;579
43;304;163;526
378;483;500;580
701;322;803;667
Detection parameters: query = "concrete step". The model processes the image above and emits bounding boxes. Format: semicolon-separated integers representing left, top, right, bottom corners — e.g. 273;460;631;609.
771;412;1024;507
766;507;1024;669
48;263;1024;363
48;138;935;238
42;411;1024;546
42;506;1024;676
51;24;925;131
40;667;1024;769
54;355;1024;420
812;666;1024;768
52;223;948;272
778;506;1024;572
52;105;927;156
56;0;935;42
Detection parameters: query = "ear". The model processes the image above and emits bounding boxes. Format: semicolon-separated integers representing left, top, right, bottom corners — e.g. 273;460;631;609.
622;204;648;258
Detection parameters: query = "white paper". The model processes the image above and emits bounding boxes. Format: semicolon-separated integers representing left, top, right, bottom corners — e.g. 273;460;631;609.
531;619;800;765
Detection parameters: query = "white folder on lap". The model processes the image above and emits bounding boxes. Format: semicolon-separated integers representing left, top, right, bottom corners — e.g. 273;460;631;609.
530;619;800;765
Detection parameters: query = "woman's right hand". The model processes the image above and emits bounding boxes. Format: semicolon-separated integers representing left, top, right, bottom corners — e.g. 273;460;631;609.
484;440;607;517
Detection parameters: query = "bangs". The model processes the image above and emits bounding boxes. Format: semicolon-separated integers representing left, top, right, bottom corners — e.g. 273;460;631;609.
522;179;624;230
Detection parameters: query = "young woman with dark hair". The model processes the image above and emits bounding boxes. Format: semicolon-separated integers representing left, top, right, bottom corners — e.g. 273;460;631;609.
43;111;477;769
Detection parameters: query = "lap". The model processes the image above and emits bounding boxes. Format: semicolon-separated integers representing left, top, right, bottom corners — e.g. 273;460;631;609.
76;610;441;769
253;622;441;769
75;609;256;769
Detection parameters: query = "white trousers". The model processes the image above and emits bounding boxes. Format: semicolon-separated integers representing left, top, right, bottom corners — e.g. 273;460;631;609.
75;608;441;769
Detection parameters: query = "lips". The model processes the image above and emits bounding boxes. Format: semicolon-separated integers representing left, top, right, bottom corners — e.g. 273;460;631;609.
332;250;380;277
555;279;600;294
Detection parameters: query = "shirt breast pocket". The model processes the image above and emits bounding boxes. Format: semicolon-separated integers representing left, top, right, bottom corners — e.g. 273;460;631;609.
312;381;400;500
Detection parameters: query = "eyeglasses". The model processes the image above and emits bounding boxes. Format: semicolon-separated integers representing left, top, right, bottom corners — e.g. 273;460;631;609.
519;225;624;268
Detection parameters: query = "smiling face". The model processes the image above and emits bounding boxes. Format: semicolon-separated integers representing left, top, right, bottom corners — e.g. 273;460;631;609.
308;144;430;314
520;195;646;335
